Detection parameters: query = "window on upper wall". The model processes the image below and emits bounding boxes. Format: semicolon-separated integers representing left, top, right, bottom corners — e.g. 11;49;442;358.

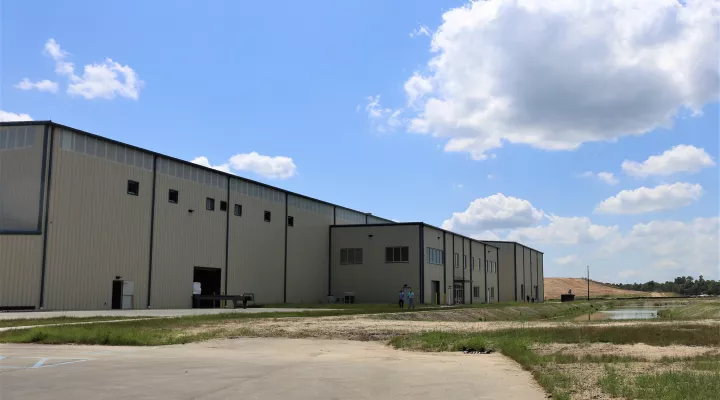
385;246;409;263
427;248;443;265
206;197;215;211
340;248;363;265
168;189;179;204
220;201;228;212
127;180;139;196
463;255;467;269
264;211;271;222
453;253;459;268
234;204;242;216
473;286;480;298
287;216;294;227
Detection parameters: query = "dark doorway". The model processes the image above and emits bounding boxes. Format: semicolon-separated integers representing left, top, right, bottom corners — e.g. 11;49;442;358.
111;280;123;309
431;280;440;305
193;267;222;308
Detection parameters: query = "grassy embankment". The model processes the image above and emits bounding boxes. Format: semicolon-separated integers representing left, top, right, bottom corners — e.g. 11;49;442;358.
390;299;720;400
0;301;607;346
0;316;153;328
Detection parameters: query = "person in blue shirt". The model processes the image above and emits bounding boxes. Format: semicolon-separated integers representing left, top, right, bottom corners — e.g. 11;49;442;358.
399;289;405;309
408;289;415;309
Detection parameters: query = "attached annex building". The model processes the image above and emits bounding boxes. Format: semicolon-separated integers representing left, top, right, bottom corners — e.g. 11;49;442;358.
0;121;544;310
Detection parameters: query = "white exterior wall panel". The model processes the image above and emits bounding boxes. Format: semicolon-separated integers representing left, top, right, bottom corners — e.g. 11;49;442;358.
150;158;228;309
0;236;43;307
44;129;153;310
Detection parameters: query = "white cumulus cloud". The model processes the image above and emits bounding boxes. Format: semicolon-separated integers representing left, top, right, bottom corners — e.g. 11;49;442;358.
192;152;297;180
0;110;33;122
442;193;544;233
14;78;58;93
622;144;716;177
394;0;719;159
507;215;618;246
595;182;703;214
40;38;143;100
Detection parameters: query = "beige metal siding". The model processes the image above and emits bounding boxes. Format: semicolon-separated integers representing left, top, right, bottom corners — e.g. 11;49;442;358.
44;129;153;310
0;236;43;307
335;207;367;225
538;252;544;301
332;225;419;303
286;195;333;304
0;125;45;231
523;246;532;302
469;240;485;303
227;179;286;304
150;158;228;308
485;241;516;302
486;246;499;302
0;124;47;308
423;226;444;305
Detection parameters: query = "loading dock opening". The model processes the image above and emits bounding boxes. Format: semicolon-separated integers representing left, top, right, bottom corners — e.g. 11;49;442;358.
192;267;222;308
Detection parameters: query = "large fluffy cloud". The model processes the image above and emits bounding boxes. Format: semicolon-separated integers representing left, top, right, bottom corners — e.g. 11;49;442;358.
396;0;719;159
595;182;703;214
622;145;716;177
37;38;143;100
442;193;544;233
192;152;297;180
507;215;618;245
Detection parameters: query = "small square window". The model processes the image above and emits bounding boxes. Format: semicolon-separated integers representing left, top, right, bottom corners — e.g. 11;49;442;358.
220;201;228;211
127;180;139;196
234;204;242;216
287;216;294;227
168;189;178;204
264;211;271;222
206;197;215;211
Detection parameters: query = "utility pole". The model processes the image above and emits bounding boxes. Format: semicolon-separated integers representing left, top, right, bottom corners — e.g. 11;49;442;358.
587;265;590;301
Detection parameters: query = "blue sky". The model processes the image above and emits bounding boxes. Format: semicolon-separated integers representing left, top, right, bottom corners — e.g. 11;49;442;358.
2;0;718;282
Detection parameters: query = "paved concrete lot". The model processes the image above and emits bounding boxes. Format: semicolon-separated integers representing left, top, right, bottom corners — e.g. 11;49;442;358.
0;338;546;400
0;307;325;320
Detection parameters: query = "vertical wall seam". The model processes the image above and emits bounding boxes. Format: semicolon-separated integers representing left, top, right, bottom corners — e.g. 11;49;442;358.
39;124;55;309
442;231;446;297
283;192;288;303
146;154;158;308
36;124;50;232
224;175;230;295
419;224;424;304
469;240;473;304
513;243;517;302
483;243;487;303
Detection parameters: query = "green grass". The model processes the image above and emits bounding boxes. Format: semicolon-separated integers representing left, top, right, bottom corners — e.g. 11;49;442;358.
657;299;720;320
600;366;720;400
0;316;148;328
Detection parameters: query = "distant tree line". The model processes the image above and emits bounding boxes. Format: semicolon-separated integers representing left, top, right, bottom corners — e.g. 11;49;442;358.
607;276;720;296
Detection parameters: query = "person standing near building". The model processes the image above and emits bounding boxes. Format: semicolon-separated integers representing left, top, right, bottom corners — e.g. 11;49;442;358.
408;289;415;309
399;289;405;309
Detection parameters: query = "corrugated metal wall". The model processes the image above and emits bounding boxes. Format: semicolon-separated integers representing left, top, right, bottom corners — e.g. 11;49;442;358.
0;124;46;308
44;128;153;310
423;226;444;305
335;207;367;225
227;179;286;304
286;195;333;304
331;224;419;303
150;157;228;309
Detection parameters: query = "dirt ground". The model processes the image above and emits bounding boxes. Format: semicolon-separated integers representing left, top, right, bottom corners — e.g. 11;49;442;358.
201;313;720;340
544;278;674;300
533;342;720;361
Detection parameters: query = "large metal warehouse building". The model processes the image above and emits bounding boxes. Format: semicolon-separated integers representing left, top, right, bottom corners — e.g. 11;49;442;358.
0;121;543;310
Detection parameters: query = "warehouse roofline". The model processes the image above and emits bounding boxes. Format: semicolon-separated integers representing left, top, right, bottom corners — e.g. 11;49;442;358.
0;120;394;224
482;240;544;254
331;222;501;250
